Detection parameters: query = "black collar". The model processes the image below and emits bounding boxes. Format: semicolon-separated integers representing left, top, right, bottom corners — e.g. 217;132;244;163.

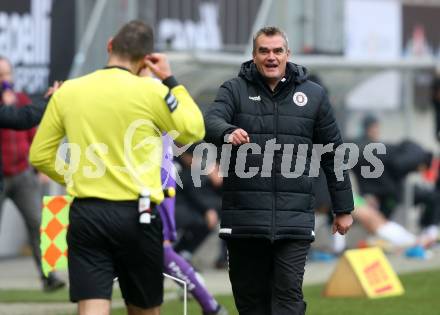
103;65;131;73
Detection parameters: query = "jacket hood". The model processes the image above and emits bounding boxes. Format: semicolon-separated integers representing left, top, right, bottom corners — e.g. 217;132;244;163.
238;60;309;85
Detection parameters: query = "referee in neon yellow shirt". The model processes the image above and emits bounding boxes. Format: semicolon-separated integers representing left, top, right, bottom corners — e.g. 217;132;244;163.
30;21;205;315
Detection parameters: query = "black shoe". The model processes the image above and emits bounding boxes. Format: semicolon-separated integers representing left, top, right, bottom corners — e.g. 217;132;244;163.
42;272;66;292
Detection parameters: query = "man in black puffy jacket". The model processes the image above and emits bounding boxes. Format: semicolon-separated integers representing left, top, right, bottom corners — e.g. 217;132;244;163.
204;26;353;315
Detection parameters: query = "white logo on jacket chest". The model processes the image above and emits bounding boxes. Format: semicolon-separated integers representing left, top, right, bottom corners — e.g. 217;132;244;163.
249;95;261;101
293;92;308;106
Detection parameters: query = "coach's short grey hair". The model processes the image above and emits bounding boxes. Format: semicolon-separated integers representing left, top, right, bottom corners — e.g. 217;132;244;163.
252;26;289;54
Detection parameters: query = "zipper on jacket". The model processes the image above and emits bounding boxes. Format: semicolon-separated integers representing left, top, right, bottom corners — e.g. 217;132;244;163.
271;100;278;242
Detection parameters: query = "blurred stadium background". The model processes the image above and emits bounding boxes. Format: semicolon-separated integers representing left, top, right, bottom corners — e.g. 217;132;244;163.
0;1;439;313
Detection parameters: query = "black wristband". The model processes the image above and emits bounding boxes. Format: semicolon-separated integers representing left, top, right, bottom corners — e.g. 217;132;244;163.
162;76;179;89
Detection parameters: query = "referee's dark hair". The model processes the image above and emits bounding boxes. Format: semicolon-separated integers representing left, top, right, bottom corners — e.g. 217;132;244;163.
111;20;154;61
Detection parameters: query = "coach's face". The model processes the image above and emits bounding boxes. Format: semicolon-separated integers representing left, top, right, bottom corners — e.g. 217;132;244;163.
253;34;290;85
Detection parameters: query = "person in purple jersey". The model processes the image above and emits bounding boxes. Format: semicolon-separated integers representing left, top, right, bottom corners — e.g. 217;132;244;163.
158;134;228;315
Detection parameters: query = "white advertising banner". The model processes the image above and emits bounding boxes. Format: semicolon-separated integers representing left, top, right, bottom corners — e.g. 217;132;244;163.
345;0;401;60
0;0;52;93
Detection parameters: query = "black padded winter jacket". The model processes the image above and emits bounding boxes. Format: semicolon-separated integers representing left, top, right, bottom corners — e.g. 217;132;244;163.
205;60;353;241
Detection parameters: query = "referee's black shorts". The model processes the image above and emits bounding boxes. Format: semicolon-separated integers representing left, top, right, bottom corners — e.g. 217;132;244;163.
67;198;164;309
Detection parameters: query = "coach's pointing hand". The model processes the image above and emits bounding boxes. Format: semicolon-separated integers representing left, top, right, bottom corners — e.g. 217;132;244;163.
228;128;250;146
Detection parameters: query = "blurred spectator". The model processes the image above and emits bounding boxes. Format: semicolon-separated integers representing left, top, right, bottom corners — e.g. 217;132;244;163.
314;171;418;253
353;194;417;248
352;115;439;245
404;25;433;58
0;59;51;192
174;149;222;264
431;74;440;142
0;56;65;291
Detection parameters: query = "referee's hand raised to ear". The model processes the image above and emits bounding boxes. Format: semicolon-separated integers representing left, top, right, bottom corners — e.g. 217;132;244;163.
144;53;172;81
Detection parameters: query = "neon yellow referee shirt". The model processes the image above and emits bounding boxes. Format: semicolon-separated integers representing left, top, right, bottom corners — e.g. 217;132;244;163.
30;67;205;203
